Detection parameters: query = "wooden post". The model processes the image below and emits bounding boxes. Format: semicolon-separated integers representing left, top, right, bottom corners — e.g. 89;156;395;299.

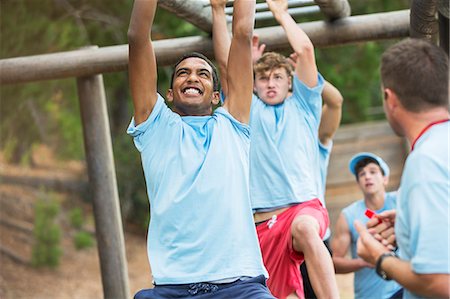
438;1;449;55
76;71;130;299
410;0;439;42
314;0;351;21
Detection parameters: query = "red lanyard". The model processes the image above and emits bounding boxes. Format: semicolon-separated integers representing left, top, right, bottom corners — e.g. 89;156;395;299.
411;119;450;151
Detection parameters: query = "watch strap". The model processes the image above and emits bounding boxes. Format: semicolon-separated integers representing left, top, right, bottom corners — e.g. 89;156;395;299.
375;251;397;280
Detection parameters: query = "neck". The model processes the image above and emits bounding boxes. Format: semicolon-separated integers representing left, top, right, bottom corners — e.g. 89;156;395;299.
364;190;386;210
400;108;449;146
173;105;212;117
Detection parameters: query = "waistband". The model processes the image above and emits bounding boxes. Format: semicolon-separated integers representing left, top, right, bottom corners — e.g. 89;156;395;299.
154;275;266;296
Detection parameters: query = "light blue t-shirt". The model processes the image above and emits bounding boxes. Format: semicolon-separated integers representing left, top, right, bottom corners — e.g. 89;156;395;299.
127;95;267;284
395;121;450;299
318;140;332;240
250;74;325;210
342;192;401;299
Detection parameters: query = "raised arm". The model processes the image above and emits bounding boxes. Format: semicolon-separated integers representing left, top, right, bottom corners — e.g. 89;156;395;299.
267;0;317;87
211;0;231;97
127;0;158;125
222;0;255;124
331;213;373;273
319;81;343;146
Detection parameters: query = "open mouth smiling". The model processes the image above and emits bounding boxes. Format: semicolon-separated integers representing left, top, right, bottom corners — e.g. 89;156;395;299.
182;87;203;95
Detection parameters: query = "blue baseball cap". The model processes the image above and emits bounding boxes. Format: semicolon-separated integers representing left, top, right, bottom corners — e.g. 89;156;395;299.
349;152;390;177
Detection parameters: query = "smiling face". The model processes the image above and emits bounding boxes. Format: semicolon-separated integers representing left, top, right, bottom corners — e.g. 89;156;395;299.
254;67;292;106
356;162;388;196
167;57;219;116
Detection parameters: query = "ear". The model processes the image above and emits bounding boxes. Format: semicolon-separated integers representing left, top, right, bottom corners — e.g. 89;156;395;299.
211;91;220;105
383;88;399;111
166;89;174;102
288;76;292;89
383;175;389;187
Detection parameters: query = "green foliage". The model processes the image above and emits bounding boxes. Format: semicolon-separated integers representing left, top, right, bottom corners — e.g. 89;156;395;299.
69;207;84;229
31;194;62;268
73;231;95;250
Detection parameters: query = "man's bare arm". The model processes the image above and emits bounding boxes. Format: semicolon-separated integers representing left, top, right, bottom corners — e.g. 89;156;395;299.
128;0;158;125
356;221;450;298
331;213;372;273
211;0;231;97
319;81;343;146
267;0;317;87
222;0;255;124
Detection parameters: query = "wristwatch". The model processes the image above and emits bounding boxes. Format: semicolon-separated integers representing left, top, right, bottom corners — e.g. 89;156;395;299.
375;251;397;280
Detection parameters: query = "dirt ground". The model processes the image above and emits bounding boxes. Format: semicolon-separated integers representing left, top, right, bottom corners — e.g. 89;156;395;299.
0;145;353;299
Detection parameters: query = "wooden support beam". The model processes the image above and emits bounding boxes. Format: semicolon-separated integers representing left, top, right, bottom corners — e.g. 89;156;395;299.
76;70;130;299
0;10;410;85
410;0;439;41
158;0;213;33
225;0;316;14
255;6;321;21
314;0;351;21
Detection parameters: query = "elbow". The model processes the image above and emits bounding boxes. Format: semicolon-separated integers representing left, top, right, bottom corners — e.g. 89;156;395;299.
232;26;253;42
335;94;344;108
127;28;147;45
293;43;314;59
127;29;139;44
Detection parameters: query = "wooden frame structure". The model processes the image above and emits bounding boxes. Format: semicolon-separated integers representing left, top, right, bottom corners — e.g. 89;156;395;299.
0;1;447;298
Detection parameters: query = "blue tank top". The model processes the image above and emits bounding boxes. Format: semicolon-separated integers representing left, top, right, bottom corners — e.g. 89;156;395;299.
342;192;401;299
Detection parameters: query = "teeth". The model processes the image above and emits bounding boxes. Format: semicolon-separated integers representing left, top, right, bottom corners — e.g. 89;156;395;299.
184;88;200;95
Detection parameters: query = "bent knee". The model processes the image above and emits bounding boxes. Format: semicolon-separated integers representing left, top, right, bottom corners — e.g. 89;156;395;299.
291;215;321;240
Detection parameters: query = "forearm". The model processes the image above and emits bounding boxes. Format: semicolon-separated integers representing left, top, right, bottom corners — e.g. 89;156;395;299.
333;256;368;274
128;0;157;43
224;0;254;123
271;7;317;86
319;81;343;145
381;257;450;298
275;12;313;56
128;0;158;124
211;3;231;96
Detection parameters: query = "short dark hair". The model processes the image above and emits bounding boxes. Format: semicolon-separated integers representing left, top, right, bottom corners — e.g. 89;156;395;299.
354;157;385;179
381;38;449;112
170;52;219;91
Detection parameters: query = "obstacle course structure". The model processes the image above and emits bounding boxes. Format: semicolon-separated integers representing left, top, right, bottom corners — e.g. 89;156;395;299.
0;1;448;298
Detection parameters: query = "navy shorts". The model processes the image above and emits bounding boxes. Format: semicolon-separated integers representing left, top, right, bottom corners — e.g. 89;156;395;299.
134;275;275;299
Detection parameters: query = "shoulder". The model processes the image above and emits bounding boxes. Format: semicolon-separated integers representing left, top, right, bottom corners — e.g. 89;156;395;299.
342;199;365;218
214;107;250;138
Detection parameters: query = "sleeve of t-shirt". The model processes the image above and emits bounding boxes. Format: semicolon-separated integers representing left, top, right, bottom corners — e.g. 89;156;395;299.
406;180;450;274
214;107;250;140
319;140;332;159
126;94;179;152
291;73;325;127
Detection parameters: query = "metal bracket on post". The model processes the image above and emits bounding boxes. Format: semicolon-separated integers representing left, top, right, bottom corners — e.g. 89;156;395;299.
76;45;130;299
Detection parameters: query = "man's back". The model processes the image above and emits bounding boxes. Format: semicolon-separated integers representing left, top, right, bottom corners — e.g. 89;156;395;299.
396;121;449;299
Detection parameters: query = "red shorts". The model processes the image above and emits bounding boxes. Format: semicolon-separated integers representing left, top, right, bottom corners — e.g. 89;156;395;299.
256;199;329;299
